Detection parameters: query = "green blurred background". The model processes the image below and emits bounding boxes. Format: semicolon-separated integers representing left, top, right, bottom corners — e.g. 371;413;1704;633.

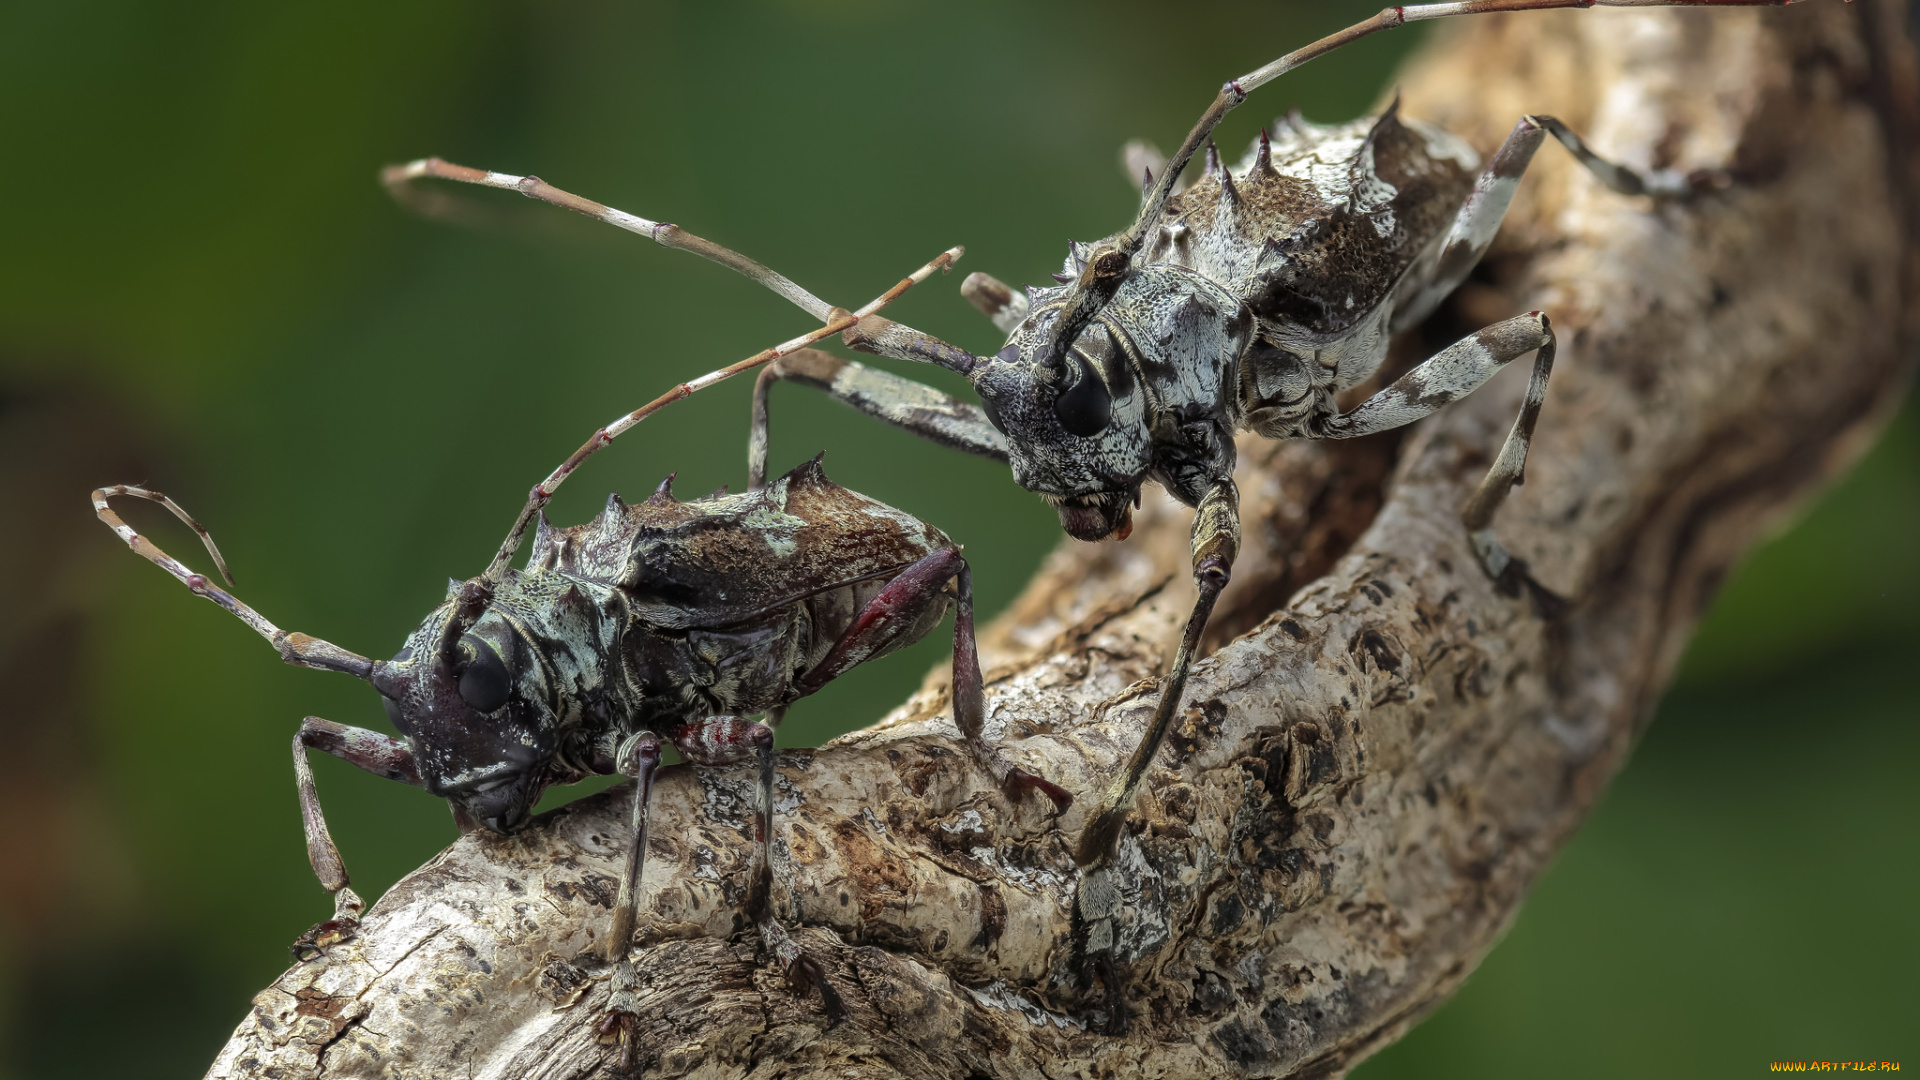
0;2;1911;1076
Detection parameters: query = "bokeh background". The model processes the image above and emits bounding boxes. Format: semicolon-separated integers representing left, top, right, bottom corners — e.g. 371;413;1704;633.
1;2;1913;1076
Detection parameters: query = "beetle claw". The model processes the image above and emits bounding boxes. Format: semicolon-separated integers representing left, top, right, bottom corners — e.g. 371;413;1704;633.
1006;767;1074;814
290;915;359;962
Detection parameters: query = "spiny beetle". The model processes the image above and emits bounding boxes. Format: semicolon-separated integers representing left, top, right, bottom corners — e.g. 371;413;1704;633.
94;243;1068;1074
725;0;1834;1031
369;0;1832;1038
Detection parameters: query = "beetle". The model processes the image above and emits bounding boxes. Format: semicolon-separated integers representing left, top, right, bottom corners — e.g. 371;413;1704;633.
93;245;1068;1074
721;0;1820;1030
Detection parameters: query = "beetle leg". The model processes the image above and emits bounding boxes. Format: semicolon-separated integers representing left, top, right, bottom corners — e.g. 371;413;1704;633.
1318;313;1556;583
1071;479;1238;1035
599;732;662;1075
742;712;848;1025
795;547;969;693
953;562;1072;812
748;347;1007;490
795;549;1068;811
288;717;423;961
1398;113;1717;330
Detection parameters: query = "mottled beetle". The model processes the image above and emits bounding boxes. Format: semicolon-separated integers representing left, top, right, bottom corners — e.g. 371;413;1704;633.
94;242;1068;1072
716;0;1825;1030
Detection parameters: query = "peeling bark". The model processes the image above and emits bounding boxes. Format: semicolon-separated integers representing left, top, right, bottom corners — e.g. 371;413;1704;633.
210;4;1919;1078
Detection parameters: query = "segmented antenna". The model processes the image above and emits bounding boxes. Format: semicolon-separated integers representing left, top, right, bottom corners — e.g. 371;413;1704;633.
383;158;835;323
384;157;969;614
93;485;375;678
473;246;966;590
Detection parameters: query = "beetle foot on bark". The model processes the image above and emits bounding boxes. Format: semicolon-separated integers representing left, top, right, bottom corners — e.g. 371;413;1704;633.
1001;765;1074;815
1071;864;1129;1036
761;916;847;1025
598;958;645;1075
289;886;363;963
1470;527;1566;613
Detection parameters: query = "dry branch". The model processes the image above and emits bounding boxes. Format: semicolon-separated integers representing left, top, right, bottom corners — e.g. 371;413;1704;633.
210;4;1918;1077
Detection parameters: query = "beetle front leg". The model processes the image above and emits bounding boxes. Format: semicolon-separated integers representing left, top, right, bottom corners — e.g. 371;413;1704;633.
1320;312;1556;583
748;347;1007;490
289;717;423;961
598;732;662;1076
959;271;1031;335
1072;479;1238;1034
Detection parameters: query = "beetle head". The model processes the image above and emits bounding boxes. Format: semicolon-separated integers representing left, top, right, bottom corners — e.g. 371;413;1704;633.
372;592;559;834
974;263;1250;538
972;304;1150;541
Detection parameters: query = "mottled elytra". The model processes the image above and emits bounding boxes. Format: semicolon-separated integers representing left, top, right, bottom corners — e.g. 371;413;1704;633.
95;241;1070;1074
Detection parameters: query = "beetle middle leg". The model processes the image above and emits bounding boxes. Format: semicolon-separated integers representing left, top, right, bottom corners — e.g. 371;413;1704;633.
1321;312;1557;584
289;717;424;960
738;710;848;1024
598;731;662;1075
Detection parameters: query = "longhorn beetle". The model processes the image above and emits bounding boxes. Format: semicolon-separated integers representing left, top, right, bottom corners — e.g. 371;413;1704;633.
95;239;1070;1073
719;0;1831;1031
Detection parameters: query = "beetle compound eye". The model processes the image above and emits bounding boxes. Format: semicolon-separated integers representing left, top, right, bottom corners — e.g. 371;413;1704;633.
382;695;405;727
1052;351;1112;437
457;641;512;714
979;386;1006;433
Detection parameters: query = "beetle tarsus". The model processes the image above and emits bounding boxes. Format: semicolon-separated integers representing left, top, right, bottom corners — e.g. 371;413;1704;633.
1005;767;1074;814
783;953;849;1027
290;885;364;962
1086;951;1128;1037
289;915;359;963
598;964;645;1075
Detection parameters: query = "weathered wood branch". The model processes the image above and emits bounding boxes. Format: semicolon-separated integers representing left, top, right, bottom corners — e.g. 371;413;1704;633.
210;5;1918;1078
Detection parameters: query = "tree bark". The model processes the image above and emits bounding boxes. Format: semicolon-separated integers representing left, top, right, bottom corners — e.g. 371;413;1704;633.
209;4;1918;1078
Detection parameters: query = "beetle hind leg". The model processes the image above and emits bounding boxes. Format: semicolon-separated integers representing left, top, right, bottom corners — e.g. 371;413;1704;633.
1320;312;1558;587
951;562;1073;813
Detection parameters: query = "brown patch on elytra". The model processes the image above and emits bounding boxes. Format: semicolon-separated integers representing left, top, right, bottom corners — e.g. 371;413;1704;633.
831;817;914;922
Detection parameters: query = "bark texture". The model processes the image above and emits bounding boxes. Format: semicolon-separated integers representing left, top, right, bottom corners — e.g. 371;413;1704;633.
210;4;1919;1078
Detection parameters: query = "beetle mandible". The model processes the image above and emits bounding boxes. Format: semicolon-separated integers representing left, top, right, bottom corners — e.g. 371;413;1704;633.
93;243;1069;1074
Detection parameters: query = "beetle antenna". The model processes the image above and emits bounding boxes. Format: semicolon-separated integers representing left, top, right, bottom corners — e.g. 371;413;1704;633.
470;245;965;591
93;486;375;679
383;157;837;324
